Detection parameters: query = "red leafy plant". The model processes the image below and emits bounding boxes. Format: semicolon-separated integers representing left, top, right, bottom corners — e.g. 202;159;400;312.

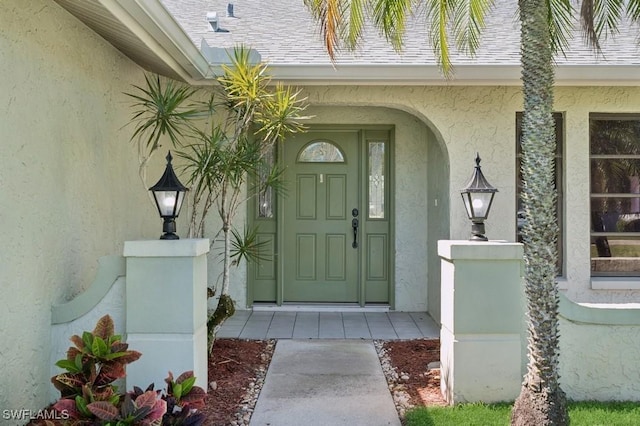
83;391;165;425
161;372;206;425
51;314;141;418
49;315;206;426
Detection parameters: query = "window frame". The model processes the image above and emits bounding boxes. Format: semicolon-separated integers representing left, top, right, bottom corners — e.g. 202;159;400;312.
297;140;345;163
589;113;640;277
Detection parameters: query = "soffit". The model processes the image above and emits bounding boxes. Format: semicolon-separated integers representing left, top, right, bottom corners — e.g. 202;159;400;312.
54;0;188;81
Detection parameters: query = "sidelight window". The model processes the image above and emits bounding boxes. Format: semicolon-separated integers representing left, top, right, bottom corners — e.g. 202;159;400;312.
368;141;385;219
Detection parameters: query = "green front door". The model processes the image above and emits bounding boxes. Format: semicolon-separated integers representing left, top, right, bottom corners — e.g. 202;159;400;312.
248;126;393;306
282;131;360;302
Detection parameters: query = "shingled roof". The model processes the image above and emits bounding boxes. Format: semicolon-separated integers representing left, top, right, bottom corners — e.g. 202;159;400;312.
161;0;640;66
54;0;640;85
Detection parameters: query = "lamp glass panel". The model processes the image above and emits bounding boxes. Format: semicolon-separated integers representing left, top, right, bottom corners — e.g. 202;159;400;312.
175;191;186;216
461;193;474;219
470;192;494;219
153;191;182;217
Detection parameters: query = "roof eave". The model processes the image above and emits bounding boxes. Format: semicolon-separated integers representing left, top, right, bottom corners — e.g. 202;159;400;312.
101;0;212;83
254;64;640;86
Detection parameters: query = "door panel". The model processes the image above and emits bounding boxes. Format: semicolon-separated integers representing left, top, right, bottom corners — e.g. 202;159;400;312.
367;234;387;280
327;175;347;219
297;175;317;218
296;234;317;279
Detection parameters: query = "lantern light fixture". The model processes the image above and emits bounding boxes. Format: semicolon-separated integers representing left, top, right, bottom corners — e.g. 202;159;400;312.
460;153;498;241
149;151;188;240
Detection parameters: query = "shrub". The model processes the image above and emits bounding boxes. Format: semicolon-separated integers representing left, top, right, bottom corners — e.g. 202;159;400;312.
49;315;206;426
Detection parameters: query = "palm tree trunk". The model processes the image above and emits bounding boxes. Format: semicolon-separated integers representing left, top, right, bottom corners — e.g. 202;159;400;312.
512;0;568;424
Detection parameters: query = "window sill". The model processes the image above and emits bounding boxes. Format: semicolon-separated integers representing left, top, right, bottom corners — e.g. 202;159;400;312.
591;277;640;290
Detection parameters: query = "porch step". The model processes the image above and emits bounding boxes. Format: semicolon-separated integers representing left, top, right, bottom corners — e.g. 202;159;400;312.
252;303;390;313
216;310;440;340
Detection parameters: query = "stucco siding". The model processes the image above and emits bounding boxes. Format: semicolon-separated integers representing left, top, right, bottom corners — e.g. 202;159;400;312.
0;0;158;415
560;317;640;400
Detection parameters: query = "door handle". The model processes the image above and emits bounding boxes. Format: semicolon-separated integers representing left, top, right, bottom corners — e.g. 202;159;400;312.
351;208;359;249
352;218;359;248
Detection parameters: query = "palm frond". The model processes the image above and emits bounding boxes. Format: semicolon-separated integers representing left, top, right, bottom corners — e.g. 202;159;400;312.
304;0;345;60
371;0;412;52
548;0;574;56
346;0;367;50
580;0;623;52
424;0;456;77
628;0;640;21
451;0;494;55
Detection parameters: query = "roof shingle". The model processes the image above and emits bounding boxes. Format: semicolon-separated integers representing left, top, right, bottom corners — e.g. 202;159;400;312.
160;0;640;67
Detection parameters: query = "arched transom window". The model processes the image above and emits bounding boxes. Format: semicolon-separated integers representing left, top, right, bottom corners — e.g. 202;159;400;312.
298;140;345;163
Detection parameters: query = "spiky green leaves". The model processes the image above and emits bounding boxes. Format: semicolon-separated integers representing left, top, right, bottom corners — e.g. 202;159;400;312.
125;74;200;157
230;226;271;266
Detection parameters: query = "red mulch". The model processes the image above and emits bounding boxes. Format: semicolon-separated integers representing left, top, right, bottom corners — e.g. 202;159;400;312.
382;339;447;407
201;339;274;425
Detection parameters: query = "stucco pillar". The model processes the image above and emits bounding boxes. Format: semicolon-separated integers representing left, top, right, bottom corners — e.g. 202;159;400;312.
123;239;209;391
438;240;524;404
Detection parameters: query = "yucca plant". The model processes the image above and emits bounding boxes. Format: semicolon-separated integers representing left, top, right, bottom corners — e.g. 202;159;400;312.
124;73;201;187
125;46;309;351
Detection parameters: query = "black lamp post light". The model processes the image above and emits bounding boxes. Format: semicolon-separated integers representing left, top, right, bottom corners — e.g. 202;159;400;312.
149;151;188;240
460;153;498;241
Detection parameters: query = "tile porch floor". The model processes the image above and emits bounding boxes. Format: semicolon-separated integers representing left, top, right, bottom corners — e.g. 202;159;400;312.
216;311;440;340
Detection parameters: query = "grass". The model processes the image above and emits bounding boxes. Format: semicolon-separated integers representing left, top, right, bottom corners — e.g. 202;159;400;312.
404;401;640;426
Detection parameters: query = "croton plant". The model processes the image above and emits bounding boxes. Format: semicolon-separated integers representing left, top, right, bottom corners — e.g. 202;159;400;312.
48;315;206;426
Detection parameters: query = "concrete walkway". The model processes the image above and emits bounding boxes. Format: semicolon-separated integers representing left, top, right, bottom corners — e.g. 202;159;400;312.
250;339;401;426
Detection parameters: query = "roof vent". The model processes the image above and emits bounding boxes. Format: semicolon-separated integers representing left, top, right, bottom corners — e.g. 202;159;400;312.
227;3;235;18
206;11;228;32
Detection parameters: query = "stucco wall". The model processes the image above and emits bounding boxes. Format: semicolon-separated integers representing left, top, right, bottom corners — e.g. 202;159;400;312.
560;318;640;400
0;0;160;415
302;85;640;310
